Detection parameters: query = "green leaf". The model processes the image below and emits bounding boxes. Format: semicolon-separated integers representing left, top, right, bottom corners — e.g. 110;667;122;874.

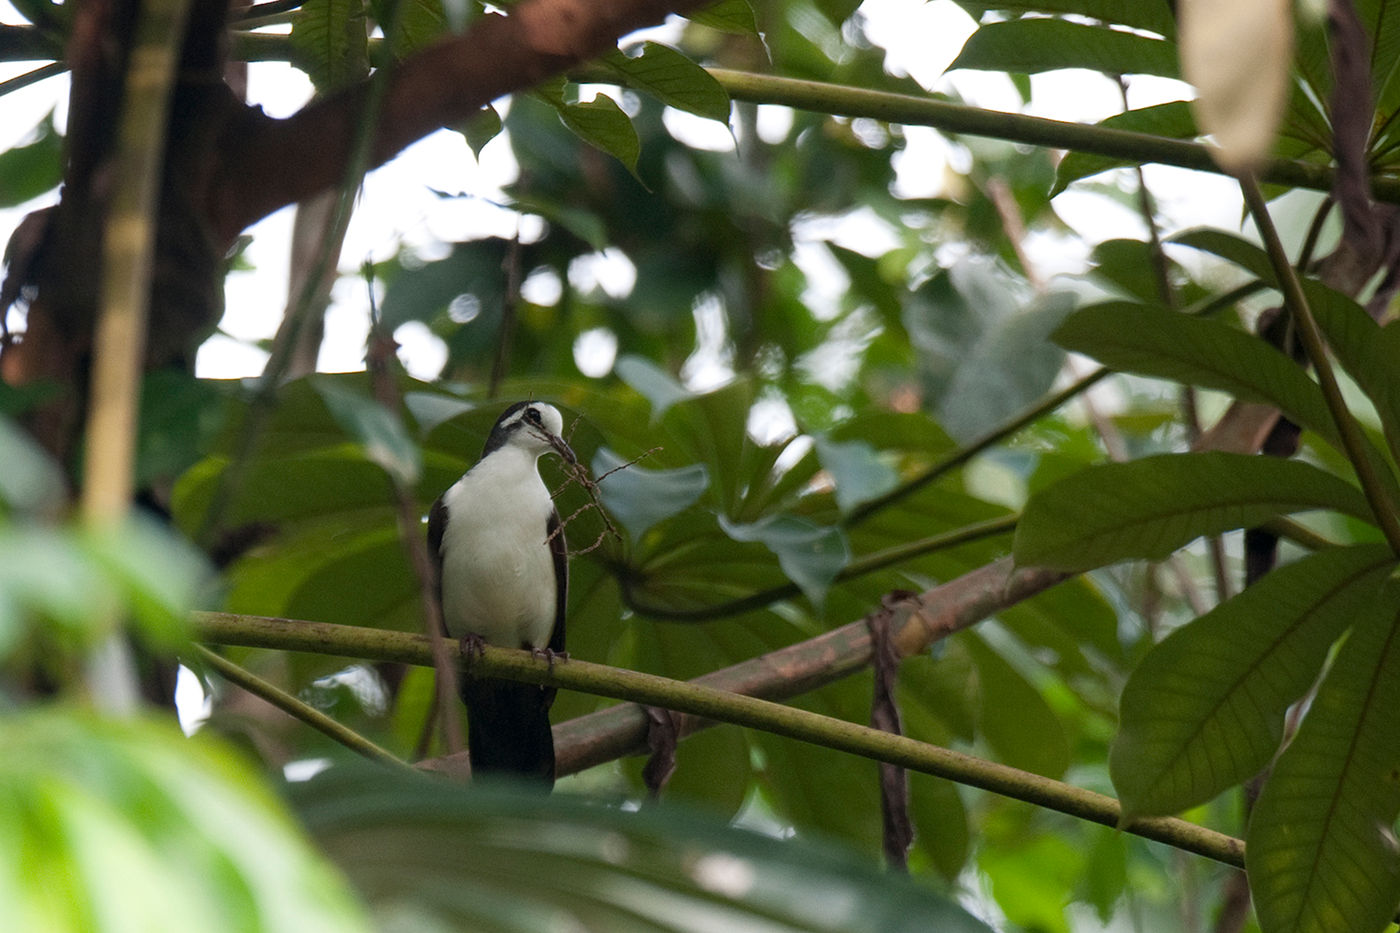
136;370;227;489
939;290;1075;442
812;435;897;513
312;377;422;487
718;513;849;606
605;42;732;123
1052;302;1342;450
82;515;208;651
1247;585;1400;933
953;1;1176;37
385;0;447;56
1110;544;1396;818
379;238;509;330
0;709;368;932
593;447;709;540
0;526;112;649
1014;453;1375;572
0;414;65;512
949;19;1178;78
402;390;475;435
1054;102;1196;194
965;632;1070;778
684;0;759;35
290;0;369;90
457;103;502;160
1303;283;1400;464
299;766;993;932
0;112;62;207
902;259;1069;442
535;80;643;178
615;354;692;419
1168;227;1276;282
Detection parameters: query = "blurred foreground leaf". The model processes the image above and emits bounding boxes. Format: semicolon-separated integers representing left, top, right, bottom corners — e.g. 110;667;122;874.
297;766;992;933
0;708;368;932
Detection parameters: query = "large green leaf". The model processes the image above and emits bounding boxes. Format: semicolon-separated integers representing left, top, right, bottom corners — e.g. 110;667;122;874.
1052;303;1343;450
1014;453;1375;572
1110;544;1396;818
0;709;367;932
299;766;992;932
949;19;1179;77
965;632;1070;779
1246;586;1400;933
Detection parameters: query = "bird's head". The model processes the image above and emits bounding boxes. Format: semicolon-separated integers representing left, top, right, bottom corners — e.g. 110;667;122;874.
482;401;577;464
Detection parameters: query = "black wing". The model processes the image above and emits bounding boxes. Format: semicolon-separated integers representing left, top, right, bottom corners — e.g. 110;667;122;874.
427;496;448;636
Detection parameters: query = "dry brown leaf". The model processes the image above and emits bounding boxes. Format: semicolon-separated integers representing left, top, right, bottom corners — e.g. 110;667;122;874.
1180;0;1294;173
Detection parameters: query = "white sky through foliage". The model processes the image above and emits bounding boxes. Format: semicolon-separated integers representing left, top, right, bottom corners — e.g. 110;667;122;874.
0;0;1261;386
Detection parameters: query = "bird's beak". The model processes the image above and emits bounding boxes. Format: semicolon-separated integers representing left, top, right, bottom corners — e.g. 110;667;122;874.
549;432;577;465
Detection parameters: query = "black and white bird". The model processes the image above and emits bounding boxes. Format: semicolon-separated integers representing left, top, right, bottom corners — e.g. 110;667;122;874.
428;401;575;785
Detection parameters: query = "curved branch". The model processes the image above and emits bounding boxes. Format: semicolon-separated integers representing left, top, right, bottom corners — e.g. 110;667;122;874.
210;0;713;240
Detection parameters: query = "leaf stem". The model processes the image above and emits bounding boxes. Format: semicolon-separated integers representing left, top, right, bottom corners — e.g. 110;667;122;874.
191;644;414;773
562;64;1400;205
1239;175;1400;553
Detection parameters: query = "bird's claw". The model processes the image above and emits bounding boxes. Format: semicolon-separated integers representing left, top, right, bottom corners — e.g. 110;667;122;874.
459;633;487;665
531;647;569;671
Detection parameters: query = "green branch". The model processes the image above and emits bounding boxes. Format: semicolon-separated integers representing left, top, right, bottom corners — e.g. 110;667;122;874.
193;612;1244;869
190;644;415;773
1240;175;1400;553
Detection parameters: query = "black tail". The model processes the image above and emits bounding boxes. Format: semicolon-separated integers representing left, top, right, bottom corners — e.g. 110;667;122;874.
461;676;556;787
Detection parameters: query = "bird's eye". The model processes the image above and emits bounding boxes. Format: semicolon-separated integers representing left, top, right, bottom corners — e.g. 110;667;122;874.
525;407;542;424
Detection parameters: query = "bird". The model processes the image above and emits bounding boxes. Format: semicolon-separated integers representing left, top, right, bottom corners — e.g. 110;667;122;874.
428;401;575;785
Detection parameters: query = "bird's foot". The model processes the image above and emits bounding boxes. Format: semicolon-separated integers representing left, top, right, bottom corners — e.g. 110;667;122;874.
531;647;569;671
459;633;488;666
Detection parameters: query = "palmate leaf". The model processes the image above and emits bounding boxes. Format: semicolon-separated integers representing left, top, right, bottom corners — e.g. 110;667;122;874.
1110;544;1395;818
1247;583;1400;933
1013;453;1374;573
298;766;993;933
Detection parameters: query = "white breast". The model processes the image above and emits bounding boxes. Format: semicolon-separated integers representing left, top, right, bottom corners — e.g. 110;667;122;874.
439;446;558;649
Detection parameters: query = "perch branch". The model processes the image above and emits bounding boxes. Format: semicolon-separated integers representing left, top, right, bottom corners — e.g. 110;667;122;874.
192;597;1246;870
